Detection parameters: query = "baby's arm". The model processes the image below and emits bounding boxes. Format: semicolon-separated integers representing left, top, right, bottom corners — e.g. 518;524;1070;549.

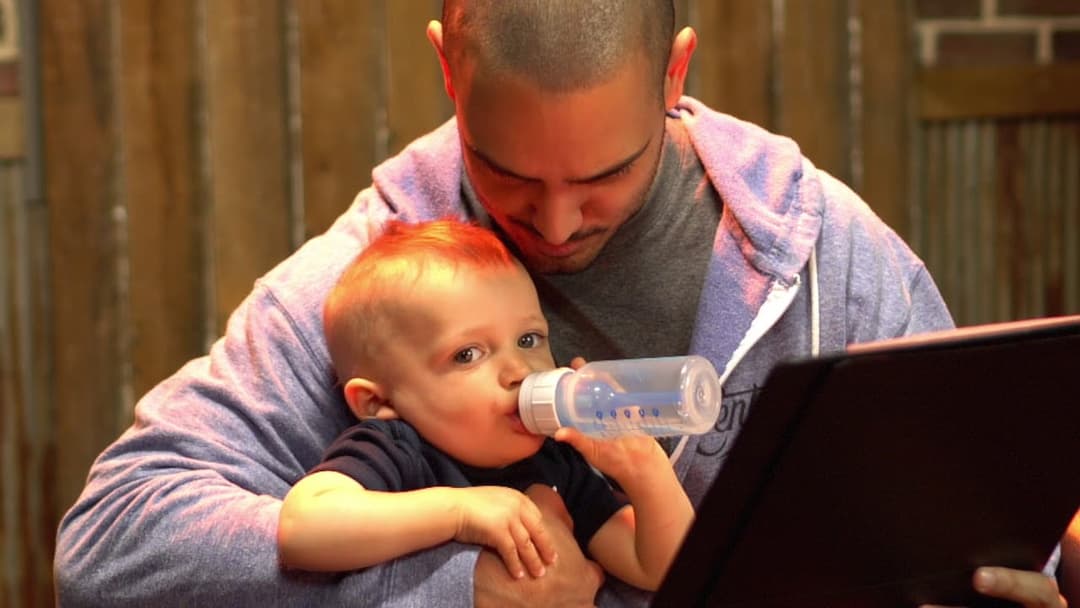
555;428;693;591
277;471;557;579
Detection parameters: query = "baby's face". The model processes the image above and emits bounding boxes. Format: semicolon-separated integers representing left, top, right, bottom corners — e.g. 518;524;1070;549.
378;263;555;468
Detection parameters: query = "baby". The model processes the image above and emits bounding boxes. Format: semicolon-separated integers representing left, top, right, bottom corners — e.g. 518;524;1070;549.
277;219;693;591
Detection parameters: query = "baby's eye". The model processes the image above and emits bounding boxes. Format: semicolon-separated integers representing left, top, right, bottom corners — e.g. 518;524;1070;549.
453;347;482;364
518;332;544;349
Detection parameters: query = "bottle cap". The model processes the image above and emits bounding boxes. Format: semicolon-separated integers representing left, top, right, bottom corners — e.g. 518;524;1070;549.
680;355;723;433
518;367;573;436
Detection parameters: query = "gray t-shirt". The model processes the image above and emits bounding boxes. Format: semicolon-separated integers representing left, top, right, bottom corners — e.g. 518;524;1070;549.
464;117;722;366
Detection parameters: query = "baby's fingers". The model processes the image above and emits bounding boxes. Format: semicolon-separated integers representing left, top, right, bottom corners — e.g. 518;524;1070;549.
494;532;528;580
511;521;547;579
554;426;587;450
555;427;599;462
525;515;558;567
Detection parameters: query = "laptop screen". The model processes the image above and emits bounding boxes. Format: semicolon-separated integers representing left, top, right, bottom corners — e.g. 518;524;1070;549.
653;316;1080;608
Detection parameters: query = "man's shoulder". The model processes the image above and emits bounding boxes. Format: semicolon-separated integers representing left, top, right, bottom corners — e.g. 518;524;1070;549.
371;117;467;222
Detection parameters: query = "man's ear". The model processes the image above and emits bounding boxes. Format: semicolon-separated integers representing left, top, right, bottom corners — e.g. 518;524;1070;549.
663;26;697;110
343;378;399;420
427;20;456;101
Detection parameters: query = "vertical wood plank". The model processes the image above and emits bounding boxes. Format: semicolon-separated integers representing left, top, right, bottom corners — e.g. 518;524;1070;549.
385;0;451;156
205;0;293;332
688;0;772;127
4;165;52;608
775;0;850;183
0;97;24;158
1;163;22;608
296;0;385;239
859;0;911;235
118;0;205;399
673;0;690;28
40;0;123;520
26;187;54;608
18;3;60;591
39;209;55;608
3;163;52;608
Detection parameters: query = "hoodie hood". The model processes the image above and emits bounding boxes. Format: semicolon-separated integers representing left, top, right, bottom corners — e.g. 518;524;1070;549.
371;118;465;223
679;97;824;283
368;97;827;379
677;98;824;379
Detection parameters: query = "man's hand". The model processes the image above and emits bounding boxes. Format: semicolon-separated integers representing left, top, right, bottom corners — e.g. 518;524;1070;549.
452;486;556;580
922;509;1080;608
968;567;1065;607
474;484;604;608
921;568;1066;608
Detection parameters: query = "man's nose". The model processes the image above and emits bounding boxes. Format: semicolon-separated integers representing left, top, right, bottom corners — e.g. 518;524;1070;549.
531;187;584;245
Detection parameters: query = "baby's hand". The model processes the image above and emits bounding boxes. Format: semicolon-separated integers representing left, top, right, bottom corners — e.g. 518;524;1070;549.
554;427;670;482
451;486;557;579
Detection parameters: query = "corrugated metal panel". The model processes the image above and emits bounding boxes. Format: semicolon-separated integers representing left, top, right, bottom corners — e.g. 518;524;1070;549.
913;117;1080;325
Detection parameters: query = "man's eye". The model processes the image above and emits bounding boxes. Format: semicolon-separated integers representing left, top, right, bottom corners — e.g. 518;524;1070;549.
518;333;543;349
454;347;481;364
608;162;634;180
489;166;526;184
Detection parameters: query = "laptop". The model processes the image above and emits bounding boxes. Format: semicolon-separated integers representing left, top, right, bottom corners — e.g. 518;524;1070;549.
652;315;1080;608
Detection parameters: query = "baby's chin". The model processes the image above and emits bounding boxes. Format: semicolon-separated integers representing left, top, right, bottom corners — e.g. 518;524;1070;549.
492;430;547;469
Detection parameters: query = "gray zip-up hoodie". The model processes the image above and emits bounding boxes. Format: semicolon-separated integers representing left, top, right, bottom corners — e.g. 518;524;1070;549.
54;97;953;607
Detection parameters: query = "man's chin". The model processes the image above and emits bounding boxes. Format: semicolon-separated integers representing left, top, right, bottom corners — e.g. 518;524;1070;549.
518;250;598;274
513;235;607;274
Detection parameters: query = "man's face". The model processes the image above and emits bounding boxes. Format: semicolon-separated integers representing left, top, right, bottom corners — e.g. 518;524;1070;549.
376;263;555;468
454;57;666;274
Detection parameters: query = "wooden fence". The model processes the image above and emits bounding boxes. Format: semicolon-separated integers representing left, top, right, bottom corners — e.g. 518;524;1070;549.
1;1;1076;606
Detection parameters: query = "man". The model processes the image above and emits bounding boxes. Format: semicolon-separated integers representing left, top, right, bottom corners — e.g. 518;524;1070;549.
54;1;1075;606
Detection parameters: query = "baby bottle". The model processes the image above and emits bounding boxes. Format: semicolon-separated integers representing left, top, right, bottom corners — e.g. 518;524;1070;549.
518;355;722;438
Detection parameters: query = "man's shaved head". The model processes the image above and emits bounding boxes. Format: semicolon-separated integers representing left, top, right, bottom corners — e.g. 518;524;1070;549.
441;0;675;97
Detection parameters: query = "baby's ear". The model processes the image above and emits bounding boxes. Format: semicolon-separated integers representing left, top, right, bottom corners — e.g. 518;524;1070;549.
343;378;399;420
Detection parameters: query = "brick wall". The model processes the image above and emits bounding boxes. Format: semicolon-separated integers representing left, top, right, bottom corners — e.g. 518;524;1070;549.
915;0;1080;66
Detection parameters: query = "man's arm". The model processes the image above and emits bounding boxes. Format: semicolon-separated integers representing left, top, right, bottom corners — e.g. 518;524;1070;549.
54;279;480;606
